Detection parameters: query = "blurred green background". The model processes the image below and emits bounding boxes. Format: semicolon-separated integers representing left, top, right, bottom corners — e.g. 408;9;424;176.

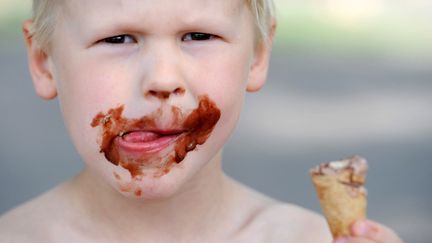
274;0;432;58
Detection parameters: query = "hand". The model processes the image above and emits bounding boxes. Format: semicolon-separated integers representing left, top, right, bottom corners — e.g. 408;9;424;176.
334;220;403;243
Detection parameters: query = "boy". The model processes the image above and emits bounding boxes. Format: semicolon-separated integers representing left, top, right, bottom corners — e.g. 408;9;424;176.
0;0;402;242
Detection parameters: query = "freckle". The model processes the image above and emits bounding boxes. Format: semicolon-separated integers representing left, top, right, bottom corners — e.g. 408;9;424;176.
120;182;133;192
135;189;142;197
113;172;121;180
163;167;170;174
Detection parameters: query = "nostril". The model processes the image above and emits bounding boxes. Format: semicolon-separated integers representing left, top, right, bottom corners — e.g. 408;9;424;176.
149;90;157;96
147;90;171;99
146;88;185;100
174;87;185;95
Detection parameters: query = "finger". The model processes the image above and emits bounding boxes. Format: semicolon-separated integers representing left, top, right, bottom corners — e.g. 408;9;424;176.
351;220;404;243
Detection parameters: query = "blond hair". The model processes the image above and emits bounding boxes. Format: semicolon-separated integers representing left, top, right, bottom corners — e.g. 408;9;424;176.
30;0;275;52
29;0;59;52
246;0;276;46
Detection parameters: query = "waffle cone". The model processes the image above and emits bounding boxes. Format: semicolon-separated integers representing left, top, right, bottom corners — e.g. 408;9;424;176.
310;156;368;238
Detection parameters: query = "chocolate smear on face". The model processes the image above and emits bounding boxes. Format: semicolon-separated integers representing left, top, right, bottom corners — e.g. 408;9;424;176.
91;95;221;179
174;97;221;163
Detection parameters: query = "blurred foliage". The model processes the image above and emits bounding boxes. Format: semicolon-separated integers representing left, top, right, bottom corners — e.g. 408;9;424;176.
273;1;432;58
1;0;431;58
0;0;30;39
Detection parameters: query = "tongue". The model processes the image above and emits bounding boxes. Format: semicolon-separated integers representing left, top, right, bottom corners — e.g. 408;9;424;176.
122;131;161;143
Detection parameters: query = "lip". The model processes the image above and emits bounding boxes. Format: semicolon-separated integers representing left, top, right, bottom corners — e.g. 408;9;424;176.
114;130;185;158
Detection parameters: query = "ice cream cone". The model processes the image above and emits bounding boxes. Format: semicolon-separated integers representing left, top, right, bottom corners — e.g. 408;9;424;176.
310;155;368;238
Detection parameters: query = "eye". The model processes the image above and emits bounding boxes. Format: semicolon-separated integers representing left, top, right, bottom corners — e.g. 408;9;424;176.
182;32;216;41
100;34;136;44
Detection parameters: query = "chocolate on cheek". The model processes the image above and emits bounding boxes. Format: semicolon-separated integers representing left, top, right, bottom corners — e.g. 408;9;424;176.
90;95;221;179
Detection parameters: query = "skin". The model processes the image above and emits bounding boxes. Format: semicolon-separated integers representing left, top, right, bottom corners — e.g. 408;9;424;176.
0;0;402;242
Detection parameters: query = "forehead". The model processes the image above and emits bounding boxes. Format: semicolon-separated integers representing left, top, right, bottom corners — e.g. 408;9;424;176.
62;0;247;27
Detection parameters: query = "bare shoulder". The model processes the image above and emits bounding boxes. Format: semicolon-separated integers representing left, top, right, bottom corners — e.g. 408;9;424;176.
234;201;332;243
256;202;332;242
228;180;332;242
0;183;76;243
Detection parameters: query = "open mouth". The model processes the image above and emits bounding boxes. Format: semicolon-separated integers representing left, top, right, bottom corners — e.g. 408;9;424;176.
115;130;185;158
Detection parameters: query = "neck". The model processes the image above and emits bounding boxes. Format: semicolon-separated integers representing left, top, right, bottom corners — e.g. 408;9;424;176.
71;151;235;241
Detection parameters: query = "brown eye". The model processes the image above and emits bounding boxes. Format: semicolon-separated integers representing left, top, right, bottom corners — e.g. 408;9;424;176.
102;35;136;44
182;32;215;41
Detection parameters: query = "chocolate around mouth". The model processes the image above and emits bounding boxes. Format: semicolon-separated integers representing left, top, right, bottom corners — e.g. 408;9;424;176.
91;95;221;178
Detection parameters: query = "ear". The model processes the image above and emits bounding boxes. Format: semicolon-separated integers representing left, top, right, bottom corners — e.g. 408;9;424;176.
23;19;57;100
246;18;277;93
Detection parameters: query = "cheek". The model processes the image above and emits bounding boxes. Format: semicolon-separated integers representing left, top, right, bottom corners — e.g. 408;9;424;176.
53;56;135;165
194;49;251;114
191;49;251;144
58;63;123;104
55;57;133;121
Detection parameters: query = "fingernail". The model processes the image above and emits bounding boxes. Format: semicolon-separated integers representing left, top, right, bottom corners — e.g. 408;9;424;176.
334;237;348;243
353;220;368;236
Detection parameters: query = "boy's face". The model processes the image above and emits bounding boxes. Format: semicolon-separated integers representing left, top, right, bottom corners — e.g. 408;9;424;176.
26;0;271;199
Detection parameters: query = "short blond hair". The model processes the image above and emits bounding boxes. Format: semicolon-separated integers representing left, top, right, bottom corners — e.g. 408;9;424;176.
246;0;276;46
29;0;59;52
30;0;275;52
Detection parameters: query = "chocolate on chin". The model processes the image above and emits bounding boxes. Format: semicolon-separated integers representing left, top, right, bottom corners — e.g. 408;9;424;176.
310;155;368;238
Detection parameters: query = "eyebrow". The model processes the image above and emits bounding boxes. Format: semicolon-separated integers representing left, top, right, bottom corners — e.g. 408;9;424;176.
66;0;246;42
83;11;237;38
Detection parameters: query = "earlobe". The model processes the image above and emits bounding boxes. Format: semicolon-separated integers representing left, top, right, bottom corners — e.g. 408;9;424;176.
246;44;269;92
246;18;277;93
23;20;57;100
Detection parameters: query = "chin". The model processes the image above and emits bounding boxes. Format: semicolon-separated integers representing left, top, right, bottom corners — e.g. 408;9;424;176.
105;158;194;201
131;177;184;201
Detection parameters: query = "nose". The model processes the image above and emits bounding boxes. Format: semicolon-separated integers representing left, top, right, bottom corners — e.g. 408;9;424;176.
142;47;186;101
